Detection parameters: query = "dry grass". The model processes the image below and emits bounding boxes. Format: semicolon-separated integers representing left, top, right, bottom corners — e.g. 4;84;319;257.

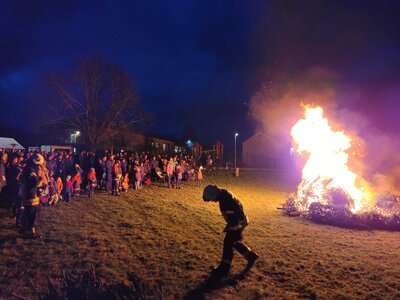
1;170;400;299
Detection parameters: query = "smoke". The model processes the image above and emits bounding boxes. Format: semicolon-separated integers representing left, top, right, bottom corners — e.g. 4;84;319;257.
249;67;338;152
360;130;400;196
333;108;400;196
249;66;400;197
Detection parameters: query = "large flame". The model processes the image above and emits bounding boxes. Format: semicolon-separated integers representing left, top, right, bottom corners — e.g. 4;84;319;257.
291;106;366;212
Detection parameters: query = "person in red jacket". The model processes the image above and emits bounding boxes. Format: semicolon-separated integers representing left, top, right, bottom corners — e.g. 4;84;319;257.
203;185;259;277
71;165;82;198
87;168;97;198
64;175;73;202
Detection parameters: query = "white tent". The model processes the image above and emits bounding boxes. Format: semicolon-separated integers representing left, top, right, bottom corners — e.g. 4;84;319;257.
0;137;25;150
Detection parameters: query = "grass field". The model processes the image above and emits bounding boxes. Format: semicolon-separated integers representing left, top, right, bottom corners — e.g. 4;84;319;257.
1;170;400;299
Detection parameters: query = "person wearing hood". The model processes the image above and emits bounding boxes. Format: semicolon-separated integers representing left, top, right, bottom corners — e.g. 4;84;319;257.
202;184;259;277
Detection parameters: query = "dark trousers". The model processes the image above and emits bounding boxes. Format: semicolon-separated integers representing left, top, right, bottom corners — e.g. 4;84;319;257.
14;200;24;227
112;179;120;195
106;173;112;192
151;169;157;182
176;178;181;188
167;175;175;188
88;185;95;198
221;229;251;265
64;192;72;202
22;205;38;234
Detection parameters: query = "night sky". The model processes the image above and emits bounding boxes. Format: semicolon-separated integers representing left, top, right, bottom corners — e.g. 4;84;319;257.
1;0;400;146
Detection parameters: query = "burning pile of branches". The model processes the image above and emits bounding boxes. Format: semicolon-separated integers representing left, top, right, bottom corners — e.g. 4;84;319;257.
285;105;400;231
283;193;400;231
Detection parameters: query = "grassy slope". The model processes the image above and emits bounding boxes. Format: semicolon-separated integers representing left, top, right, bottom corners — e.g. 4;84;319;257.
1;171;400;299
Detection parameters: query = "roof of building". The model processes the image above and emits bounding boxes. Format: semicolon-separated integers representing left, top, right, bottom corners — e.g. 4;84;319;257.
0;137;25;150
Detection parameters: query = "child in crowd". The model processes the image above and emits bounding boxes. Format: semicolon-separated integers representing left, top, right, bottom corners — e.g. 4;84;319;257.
87;168;97;198
55;177;63;201
47;176;59;205
64;175;73;202
139;162;146;187
134;165;141;190
112;161;122;196
122;173;129;192
187;168;195;181
166;158;174;188
196;166;203;187
71;170;81;198
175;164;183;189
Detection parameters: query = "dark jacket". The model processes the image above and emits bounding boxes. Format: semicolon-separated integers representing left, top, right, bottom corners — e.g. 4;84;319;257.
218;189;249;232
6;162;22;194
20;165;46;206
47;159;56;176
105;160;113;174
56;159;66;178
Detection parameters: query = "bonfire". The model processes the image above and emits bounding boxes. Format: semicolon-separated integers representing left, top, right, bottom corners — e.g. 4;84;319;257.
284;106;400;231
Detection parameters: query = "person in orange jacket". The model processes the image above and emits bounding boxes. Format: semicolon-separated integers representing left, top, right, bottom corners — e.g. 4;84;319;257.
121;173;129;192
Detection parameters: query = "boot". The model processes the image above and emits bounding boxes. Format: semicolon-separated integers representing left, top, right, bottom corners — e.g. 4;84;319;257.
211;263;230;277
245;251;259;270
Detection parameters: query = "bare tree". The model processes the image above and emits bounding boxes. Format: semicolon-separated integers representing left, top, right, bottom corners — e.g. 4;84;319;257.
43;58;151;151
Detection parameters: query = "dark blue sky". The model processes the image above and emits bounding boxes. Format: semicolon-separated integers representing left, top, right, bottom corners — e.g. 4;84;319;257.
1;0;400;146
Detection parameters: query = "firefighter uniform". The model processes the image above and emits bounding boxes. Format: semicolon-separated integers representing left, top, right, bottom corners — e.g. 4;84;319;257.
203;185;259;276
20;154;46;237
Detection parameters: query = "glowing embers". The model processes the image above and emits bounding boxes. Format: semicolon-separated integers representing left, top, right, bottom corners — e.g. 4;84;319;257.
291;106;365;212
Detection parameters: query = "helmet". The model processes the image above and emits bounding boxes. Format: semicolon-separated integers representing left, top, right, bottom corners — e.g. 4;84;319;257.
203;185;220;202
31;153;45;166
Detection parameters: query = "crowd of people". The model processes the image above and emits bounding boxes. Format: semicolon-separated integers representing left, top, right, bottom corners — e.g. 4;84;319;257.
0;149;261;276
0;149;213;238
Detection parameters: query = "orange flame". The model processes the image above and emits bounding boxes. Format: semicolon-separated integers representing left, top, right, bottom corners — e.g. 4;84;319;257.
291;106;366;212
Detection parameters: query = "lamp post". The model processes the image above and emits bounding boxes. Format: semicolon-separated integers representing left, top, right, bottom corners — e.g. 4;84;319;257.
71;130;80;144
234;132;238;169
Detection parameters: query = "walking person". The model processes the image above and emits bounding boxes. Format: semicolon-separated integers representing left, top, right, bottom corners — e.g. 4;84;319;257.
202;185;259;277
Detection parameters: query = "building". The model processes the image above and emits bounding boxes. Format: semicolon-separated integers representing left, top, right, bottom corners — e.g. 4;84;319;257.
40;145;74;153
39;124;177;153
146;136;177;154
242;132;293;169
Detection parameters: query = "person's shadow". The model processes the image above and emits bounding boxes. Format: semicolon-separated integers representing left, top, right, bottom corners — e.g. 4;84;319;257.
183;269;250;300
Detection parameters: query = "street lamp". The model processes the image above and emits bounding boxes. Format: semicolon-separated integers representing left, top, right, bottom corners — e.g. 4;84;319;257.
234;132;239;169
71;131;80;143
